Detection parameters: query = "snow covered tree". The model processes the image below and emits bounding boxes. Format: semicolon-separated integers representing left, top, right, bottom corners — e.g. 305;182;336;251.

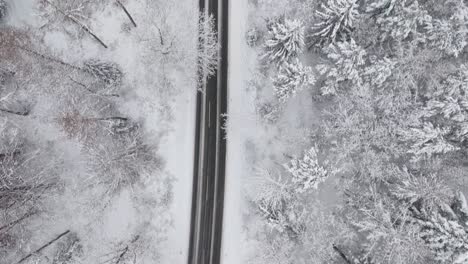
249;168;306;238
400;122;458;161
365;0;399;16
246;27;260;47
412;192;468;263
52;232;82;264
40;0;108;48
346;184;431;264
85;127;162;199
372;0;431;42
425;17;468;57
317;39;366;95
311;0;359;46
262;18;305;65
273;59;314;102
257;101;282;124
390;167;452;212
284;146;330;193
257;196;307;238
198;11;219;86
362;57;396;88
0;0;8;22
83;60;123;86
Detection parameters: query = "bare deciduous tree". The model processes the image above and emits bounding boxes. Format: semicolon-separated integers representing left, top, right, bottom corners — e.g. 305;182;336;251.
85;127;162;198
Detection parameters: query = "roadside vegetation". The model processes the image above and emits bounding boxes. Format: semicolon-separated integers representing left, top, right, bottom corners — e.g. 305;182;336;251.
246;0;468;263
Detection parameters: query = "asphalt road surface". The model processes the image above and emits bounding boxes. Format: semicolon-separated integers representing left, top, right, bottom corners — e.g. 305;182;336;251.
187;0;229;264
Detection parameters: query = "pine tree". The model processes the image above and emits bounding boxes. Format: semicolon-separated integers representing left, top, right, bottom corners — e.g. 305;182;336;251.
366;0;399;16
262;18;305;65
83;59;123;86
425;17;468;57
317;39;366;95
311;0;359;45
373;0;431;42
273;59;314;102
362;57;396;88
412;192;468;263
284;146;329;193
390;167;452;212
400;122;458;161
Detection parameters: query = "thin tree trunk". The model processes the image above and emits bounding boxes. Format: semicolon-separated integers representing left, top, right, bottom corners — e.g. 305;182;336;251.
15;230;70;264
332;244;353;264
0;210;36;231
17;46;82;70
88;116;128;122
0;107;29;116
69;77;119;97
44;0;108;48
116;0;137;27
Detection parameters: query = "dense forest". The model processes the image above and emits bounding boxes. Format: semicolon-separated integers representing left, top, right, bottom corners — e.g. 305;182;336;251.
246;0;468;263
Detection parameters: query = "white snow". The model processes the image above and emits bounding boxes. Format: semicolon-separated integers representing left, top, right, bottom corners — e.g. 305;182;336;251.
159;78;196;263
222;0;255;263
5;0;38;26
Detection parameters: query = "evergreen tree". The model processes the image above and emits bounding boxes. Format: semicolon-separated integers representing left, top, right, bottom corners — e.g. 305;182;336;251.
362;57;396;88
273;59;314;102
311;0;359;45
366;0;399;16
425;17;468;57
412;192;468;263
317;39;366;95
284;146;329;193
400;122;458;161
262;18;305;65
373;0;431;42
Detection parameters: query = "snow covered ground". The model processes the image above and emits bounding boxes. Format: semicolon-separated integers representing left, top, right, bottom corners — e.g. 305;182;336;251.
222;0;255;263
159;72;196;263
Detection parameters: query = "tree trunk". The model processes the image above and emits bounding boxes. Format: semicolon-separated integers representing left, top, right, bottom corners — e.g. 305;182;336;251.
116;0;137;27
332;244;353;264
88;116;128;122
15;230;70;264
17;46;82;70
0;107;29;116
44;0;108;48
0;210;36;231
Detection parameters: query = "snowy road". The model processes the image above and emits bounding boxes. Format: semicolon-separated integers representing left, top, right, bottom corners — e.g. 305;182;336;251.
188;0;229;263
